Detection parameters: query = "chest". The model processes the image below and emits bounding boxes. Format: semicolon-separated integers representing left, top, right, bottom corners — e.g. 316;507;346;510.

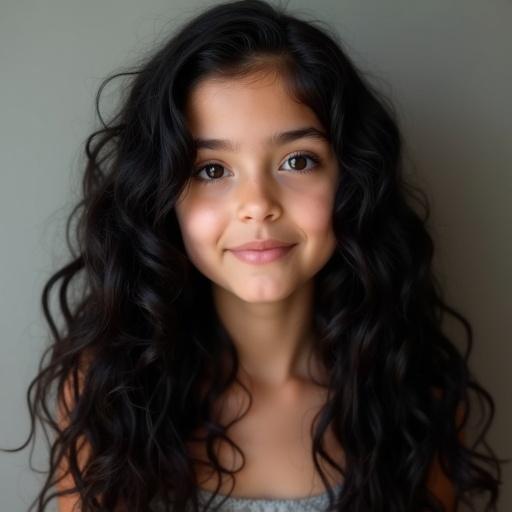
186;383;345;499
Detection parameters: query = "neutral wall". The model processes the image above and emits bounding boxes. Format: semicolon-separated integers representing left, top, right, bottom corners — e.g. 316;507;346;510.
1;1;510;510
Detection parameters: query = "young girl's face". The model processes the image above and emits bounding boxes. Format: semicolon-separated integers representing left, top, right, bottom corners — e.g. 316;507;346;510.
175;69;340;304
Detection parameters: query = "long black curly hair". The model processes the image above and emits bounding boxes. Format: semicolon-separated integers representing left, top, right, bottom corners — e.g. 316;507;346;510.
3;0;507;511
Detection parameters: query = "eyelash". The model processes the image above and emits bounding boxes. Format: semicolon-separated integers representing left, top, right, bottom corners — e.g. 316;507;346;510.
192;151;321;185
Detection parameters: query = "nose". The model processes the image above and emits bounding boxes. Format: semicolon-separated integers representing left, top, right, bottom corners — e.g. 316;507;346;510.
236;172;282;222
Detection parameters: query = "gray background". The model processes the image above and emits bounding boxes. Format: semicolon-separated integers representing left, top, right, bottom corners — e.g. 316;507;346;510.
1;0;510;510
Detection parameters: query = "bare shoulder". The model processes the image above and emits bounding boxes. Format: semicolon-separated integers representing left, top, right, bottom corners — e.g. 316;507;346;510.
426;387;466;512
55;351;127;511
55;363;91;512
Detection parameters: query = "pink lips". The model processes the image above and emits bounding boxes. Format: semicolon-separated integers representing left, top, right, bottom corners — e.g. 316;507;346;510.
227;238;296;264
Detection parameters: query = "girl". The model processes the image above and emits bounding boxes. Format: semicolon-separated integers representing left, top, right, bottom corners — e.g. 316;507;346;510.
4;0;505;511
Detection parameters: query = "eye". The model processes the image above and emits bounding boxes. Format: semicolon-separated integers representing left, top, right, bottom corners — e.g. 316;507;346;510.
279;151;320;174
193;162;227;183
192;151;321;185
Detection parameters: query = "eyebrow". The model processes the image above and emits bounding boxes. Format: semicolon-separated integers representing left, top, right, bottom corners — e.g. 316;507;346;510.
193;126;329;151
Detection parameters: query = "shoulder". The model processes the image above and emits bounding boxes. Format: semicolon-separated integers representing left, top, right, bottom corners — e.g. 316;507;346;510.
426;387;466;512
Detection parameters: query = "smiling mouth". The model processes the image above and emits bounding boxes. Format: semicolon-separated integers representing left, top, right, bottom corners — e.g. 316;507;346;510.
228;244;297;264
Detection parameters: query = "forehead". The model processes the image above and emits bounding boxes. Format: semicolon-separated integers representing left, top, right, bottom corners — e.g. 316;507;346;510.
184;71;325;149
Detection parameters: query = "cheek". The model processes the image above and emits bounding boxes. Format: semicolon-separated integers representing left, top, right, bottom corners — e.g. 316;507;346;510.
291;182;338;267
294;184;335;238
175;201;224;262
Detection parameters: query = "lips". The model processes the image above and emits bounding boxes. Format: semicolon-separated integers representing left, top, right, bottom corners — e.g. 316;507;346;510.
228;239;295;251
228;244;296;264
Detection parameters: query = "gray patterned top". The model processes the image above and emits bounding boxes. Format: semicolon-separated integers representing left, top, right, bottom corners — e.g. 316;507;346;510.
151;483;343;511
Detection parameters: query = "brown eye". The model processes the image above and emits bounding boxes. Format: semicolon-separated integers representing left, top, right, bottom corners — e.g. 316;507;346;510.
193;151;321;186
194;163;226;181
288;155;308;171
280;152;320;174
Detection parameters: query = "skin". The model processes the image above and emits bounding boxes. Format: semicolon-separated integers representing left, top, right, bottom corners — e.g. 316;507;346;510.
174;67;340;394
